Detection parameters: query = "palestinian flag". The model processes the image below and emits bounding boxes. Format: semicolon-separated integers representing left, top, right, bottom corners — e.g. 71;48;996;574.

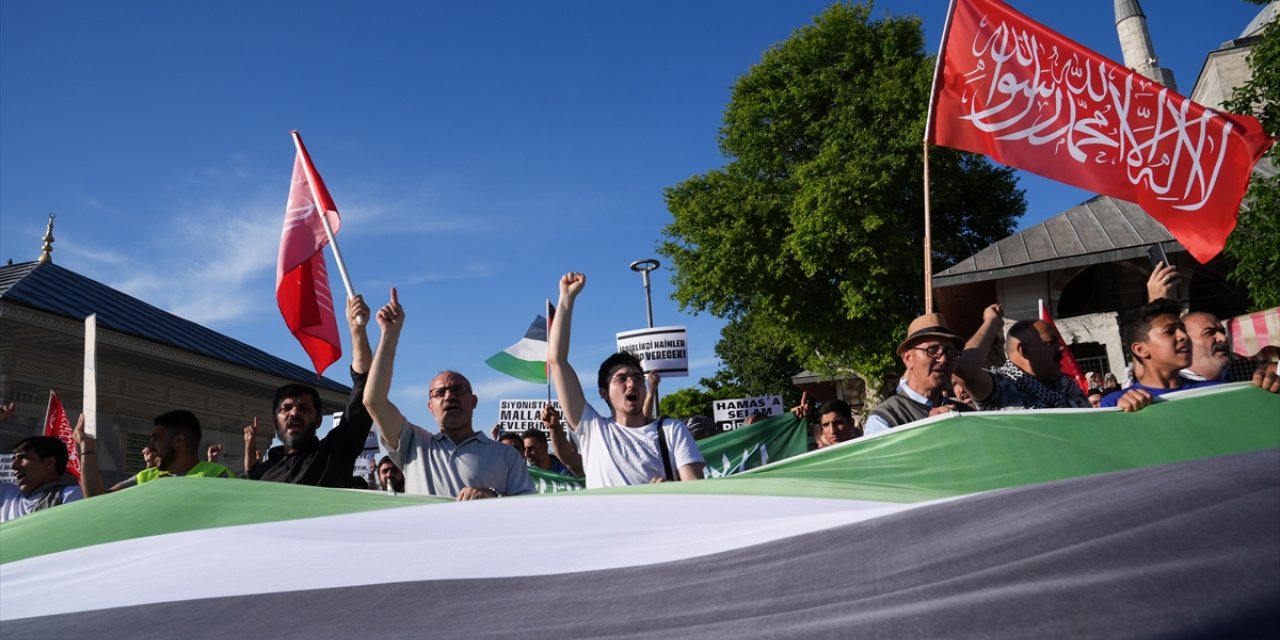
485;312;550;384
3;384;1277;638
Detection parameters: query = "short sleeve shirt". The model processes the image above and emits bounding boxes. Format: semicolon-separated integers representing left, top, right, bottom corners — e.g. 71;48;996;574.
383;420;534;498
575;404;704;489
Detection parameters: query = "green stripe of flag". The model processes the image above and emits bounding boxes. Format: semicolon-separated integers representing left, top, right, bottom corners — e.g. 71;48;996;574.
577;384;1279;502
484;350;547;384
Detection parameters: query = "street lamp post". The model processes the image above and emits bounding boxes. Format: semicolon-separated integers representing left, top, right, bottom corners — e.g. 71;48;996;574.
629;258;661;416
629;258;660;328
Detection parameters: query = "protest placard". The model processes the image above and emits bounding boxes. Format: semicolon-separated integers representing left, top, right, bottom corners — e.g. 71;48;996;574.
712;395;784;431
615;325;688;377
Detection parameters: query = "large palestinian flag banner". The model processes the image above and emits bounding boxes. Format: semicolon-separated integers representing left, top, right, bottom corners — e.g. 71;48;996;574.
2;383;1277;638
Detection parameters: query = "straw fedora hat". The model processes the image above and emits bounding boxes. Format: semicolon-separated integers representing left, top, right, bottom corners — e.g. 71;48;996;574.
896;313;964;355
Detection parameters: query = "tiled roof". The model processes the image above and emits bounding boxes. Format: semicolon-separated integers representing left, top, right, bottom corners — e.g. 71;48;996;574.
934;196;1182;287
0;261;349;394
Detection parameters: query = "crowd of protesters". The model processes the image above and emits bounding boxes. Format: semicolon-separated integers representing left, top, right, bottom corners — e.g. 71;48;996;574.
3;264;1277;522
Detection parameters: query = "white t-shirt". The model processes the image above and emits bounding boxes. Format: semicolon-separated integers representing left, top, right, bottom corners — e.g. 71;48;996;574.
1;482;82;522
575;404;704;489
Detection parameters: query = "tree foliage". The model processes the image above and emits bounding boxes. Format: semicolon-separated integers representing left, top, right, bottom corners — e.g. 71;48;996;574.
702;317;803;402
660;2;1024;385
658;386;719;421
1224;2;1280;310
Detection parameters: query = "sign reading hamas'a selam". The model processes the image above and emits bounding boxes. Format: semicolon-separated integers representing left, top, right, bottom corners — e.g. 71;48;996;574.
713;395;785;431
615;325;688;377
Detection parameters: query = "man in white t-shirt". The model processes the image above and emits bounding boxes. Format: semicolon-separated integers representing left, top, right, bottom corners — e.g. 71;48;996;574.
547;272;704;489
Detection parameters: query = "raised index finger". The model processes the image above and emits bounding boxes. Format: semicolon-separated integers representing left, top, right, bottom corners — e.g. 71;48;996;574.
390;287;399;307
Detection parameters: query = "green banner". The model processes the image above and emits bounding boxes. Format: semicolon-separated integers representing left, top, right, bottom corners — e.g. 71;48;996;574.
528;466;585;492
526;412;810;492
696;412;809;477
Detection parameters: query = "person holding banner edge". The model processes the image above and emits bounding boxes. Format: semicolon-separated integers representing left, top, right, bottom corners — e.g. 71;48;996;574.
363;287;533;499
547;272;704;488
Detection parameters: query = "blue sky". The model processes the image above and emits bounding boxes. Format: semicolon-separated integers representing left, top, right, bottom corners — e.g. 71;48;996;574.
0;1;1267;433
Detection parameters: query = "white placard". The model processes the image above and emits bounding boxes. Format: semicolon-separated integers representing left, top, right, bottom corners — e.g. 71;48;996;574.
83;314;97;437
712;395;784;431
497;399;565;434
614;325;689;377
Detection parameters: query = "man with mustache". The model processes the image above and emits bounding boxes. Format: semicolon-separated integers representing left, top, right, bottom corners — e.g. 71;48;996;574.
245;296;375;488
1146;261;1233;384
1178;311;1232;383
955;304;1091;410
866;313;971;433
364;288;533;499
1101;299;1220;410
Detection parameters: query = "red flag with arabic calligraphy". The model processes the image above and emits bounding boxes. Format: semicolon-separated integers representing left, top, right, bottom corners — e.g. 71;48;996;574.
277;131;342;375
927;0;1274;264
43;390;80;480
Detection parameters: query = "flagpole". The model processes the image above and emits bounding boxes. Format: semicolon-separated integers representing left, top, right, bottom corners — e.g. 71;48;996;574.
43;389;53;436
923;142;934;314
290;131;362;323
922;0;959;315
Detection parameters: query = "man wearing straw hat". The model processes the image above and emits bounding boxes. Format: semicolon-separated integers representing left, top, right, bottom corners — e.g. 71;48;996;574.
865;312;971;434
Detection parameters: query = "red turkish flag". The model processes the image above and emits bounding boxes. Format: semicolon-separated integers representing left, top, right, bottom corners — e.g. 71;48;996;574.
43;390;80;480
277;132;342;375
927;0;1273;264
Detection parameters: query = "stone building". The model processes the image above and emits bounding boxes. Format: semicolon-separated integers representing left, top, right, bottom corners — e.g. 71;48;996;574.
0;220;351;484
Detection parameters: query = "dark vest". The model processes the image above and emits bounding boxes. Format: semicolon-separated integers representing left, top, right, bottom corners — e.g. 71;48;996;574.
869;394;931;429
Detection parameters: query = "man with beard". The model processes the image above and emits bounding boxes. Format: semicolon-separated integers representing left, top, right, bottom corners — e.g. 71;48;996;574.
548;272;704;488
74;411;234;496
245;296;375;488
521;428;574;477
2;436;81;522
866;313;971;433
364;288;533;499
955;304;1091;410
376;456;405;493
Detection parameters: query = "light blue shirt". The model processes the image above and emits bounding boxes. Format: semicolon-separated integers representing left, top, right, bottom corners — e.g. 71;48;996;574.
865;381;935;435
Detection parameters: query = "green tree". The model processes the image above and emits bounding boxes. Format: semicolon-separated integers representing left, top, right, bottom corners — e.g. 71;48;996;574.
658;386;718;420
660;2;1023;385
702;317;802;402
1224;1;1280;310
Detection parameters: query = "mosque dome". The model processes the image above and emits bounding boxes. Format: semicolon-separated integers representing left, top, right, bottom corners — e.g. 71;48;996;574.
1240;1;1278;39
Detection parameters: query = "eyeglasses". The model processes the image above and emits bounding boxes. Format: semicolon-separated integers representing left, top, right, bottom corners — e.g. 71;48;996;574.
428;384;472;399
609;373;645;386
910;344;960;359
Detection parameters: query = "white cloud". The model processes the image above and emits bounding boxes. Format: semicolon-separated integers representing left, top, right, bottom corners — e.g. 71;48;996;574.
368;261;499;287
104;199;280;325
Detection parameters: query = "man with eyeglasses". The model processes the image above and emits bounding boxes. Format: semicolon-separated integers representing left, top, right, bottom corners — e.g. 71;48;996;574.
865;313;972;434
954;304;1091;411
363;288;533;499
548;272;704;488
244;296;376;488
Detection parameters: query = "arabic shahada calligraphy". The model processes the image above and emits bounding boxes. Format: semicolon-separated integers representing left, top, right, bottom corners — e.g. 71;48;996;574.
929;0;1272;263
